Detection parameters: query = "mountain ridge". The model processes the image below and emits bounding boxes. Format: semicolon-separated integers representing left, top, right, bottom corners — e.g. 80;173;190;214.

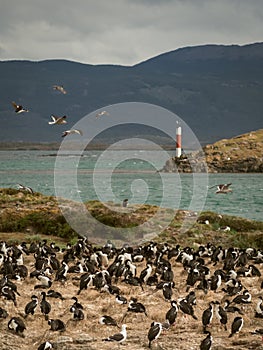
0;42;262;144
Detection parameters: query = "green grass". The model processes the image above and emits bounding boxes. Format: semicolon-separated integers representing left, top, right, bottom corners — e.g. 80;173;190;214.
1;188;263;249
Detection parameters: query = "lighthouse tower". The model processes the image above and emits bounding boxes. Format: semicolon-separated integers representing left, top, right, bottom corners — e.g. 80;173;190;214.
176;126;182;158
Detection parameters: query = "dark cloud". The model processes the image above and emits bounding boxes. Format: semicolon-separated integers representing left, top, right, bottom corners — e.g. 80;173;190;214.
0;0;262;65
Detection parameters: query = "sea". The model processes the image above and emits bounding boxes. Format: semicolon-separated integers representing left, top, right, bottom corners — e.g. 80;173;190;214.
0;150;262;222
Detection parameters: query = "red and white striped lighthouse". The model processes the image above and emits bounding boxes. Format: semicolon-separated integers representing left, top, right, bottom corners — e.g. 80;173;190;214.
176;126;182;157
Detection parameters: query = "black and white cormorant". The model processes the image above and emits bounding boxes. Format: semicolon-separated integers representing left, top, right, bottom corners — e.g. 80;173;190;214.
0;306;8;319
229;316;243;338
40;291;51;320
1;285;17;306
255;296;263;318
231;290;251;304
223;300;243;315
46;289;64;300
162;282;173;301
99;315;118;327
148;322;162;349
214;301;228;330
34;274;52;289
202;303;213;333
71;296;84;310
24;295;38;318
200;331;213;350
70;305;85;320
8;317;26;337
48;319;66;332
116;294;128;305
55;261;69;283
178;298;198;320
38;341;53;350
140;263;152;284
127;297;147;316
165;300;178;326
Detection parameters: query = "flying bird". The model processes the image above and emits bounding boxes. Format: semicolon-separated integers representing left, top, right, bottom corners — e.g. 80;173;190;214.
62;129;83;137
48;115;67;125
11;101;29;113
17;184;34;194
53;85;67;94
96;110;109;118
210;183;233;194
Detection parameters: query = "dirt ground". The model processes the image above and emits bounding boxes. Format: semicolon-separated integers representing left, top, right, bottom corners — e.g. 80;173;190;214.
0;239;263;350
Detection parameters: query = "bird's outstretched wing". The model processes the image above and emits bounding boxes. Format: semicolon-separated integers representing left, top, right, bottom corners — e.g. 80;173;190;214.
53;85;67;94
210;183;232;190
62;129;83;137
223;183;232;189
12;101;18;109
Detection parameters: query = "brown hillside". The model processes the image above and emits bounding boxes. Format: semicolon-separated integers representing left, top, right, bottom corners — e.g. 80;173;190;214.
204;129;263;173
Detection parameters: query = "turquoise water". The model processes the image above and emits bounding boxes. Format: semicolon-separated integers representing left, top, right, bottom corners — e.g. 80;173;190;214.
0;150;262;221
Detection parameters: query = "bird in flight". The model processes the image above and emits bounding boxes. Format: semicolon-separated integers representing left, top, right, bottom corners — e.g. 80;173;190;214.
62;129;83;137
17;184;34;194
11;101;29;114
48;115;67;125
96;110;109;118
210;183;233;194
53;85;67;94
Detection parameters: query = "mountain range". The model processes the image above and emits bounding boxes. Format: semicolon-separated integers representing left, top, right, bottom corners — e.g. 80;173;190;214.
0;42;262;145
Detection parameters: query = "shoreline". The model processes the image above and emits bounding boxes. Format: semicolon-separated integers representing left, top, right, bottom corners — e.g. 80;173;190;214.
0;188;263;249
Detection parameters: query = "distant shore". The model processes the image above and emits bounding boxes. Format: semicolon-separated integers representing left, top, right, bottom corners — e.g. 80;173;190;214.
0;141;177;151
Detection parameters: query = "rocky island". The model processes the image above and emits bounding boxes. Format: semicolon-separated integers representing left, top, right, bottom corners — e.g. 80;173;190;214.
161;129;263;173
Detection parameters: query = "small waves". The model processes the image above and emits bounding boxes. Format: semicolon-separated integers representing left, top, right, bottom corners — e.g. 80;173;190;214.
0;150;262;222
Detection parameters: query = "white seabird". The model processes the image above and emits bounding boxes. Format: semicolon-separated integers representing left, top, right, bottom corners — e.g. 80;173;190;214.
62;129;83;137
53;85;67;94
210;183;233;194
96;110;109;118
102;324;127;344
48;115;67;125
17;184;34;194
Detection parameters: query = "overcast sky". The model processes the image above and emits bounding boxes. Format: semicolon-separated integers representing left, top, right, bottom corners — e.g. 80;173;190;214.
0;0;262;66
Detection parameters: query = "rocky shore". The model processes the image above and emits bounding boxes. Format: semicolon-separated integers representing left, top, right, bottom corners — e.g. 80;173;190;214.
161;129;263;173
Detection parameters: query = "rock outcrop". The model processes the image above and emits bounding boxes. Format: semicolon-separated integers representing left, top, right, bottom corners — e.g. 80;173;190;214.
161;129;263;173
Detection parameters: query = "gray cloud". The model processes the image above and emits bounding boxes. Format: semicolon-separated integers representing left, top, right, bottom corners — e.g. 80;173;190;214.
0;0;262;65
